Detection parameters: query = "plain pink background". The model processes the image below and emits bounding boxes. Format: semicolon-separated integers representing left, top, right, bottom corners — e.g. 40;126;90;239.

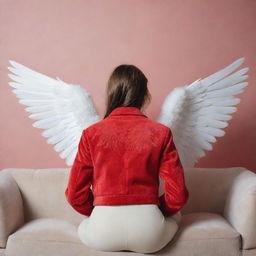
0;0;255;171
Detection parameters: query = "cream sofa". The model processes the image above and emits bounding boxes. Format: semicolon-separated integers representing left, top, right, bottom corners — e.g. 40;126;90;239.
0;167;255;256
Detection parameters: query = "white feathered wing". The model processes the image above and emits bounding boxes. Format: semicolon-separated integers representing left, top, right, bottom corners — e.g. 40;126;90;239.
157;57;249;168
7;60;100;166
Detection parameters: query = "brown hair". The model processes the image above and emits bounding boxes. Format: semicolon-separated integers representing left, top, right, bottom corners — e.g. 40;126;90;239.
103;64;151;119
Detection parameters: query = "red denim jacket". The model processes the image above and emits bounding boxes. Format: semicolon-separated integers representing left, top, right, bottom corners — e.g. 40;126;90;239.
65;106;189;217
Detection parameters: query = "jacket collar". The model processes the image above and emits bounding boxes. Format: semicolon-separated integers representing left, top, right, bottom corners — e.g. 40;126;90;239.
108;107;148;118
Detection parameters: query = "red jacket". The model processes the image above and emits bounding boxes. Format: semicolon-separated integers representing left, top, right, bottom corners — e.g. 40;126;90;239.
65;106;189;217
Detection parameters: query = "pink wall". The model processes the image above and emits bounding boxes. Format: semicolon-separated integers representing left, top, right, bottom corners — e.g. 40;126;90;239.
0;0;255;171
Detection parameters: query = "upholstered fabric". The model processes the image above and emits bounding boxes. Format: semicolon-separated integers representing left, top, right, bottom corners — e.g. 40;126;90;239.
180;166;247;215
0;171;24;247
5;167;247;220
157;212;241;256
223;170;256;250
243;249;256;256
5;168;84;225
5;218;101;256
0;248;4;256
5;213;240;256
0;167;255;256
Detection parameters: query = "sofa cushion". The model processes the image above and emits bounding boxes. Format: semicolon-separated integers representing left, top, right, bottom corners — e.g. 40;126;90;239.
5;213;242;256
158;212;241;256
0;249;4;256
5;218;140;256
5;218;84;256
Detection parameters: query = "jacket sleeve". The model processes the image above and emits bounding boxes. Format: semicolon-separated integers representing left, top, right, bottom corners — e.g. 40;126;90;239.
65;130;94;217
158;128;189;217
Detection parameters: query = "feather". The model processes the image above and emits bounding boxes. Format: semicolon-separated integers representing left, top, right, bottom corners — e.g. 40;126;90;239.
7;60;100;166
157;57;249;167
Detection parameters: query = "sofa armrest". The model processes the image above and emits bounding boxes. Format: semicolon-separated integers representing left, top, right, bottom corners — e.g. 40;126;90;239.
0;170;24;248
223;169;256;250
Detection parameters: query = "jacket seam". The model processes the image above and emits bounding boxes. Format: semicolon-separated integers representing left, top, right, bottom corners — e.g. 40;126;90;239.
94;193;159;198
158;127;170;166
164;127;171;147
83;130;95;167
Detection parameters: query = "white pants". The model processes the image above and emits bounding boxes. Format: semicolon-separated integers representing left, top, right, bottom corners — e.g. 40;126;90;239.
77;204;180;253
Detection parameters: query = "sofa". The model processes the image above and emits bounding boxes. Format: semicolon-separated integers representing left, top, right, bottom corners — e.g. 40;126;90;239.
0;166;255;256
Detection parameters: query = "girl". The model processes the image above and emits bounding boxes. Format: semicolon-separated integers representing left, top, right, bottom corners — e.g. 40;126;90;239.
65;64;189;253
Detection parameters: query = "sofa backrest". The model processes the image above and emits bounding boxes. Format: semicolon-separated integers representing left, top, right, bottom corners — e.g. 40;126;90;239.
181;166;246;214
3;166;247;221
5;168;84;225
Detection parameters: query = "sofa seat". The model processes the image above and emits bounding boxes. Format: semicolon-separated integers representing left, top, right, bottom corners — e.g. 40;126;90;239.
5;218;88;256
161;212;241;256
4;212;241;256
